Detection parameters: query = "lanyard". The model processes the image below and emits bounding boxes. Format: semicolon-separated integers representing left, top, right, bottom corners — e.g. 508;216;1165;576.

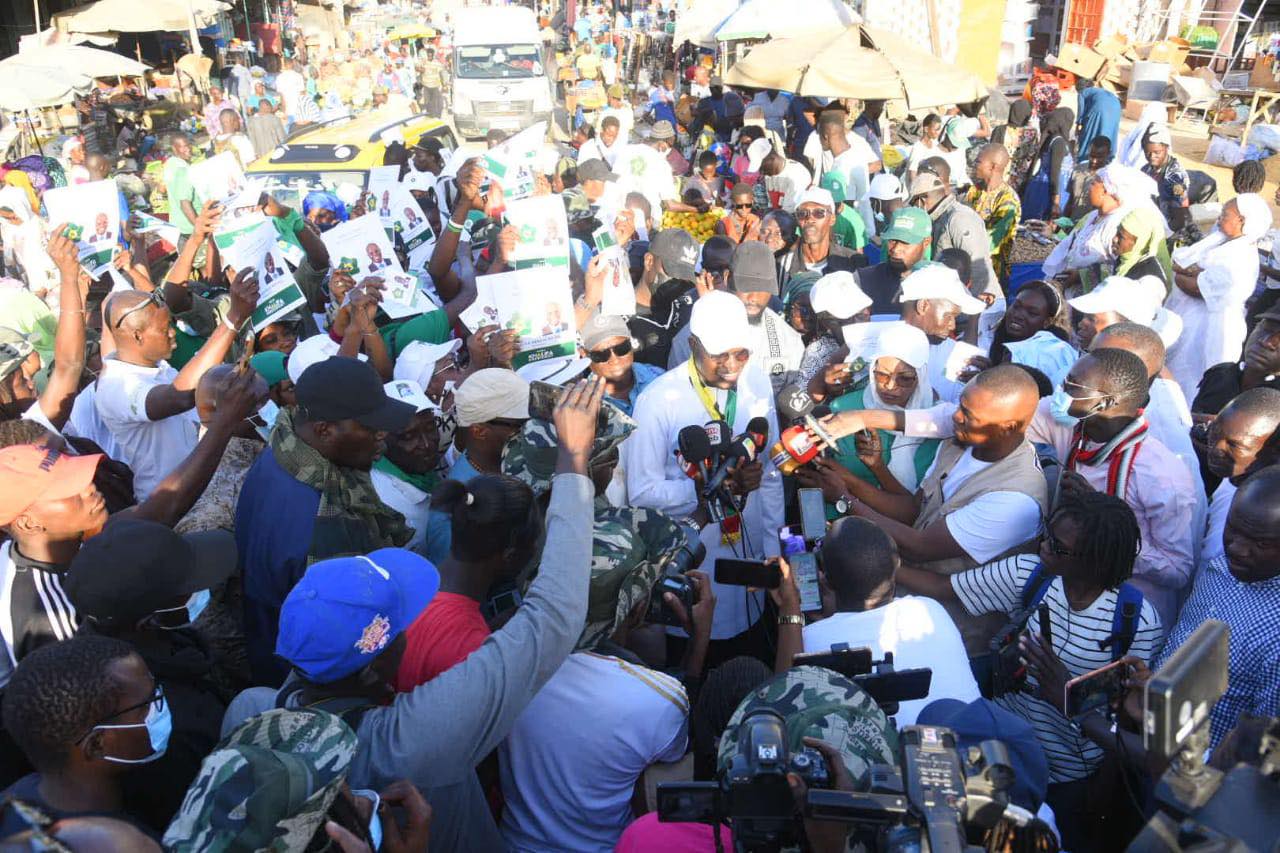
687;357;736;426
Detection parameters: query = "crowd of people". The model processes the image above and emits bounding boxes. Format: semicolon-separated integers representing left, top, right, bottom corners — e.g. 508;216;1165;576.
0;3;1277;852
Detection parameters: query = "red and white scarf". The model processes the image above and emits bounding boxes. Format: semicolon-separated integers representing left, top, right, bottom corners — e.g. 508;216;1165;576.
1066;414;1149;497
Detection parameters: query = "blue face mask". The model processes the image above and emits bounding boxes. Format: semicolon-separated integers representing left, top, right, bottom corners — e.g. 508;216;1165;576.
98;689;172;764
351;789;383;850
154;589;211;630
1049;387;1108;427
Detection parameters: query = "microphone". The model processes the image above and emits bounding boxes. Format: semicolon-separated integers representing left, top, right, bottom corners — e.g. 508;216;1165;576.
677;425;713;482
702;417;769;497
703;419;731;470
776;384;839;452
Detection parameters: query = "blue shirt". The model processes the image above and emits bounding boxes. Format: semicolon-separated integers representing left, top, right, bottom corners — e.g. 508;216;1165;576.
235;447;321;686
606;362;663;416
1076;87;1121;158
1154;555;1280;747
447;451;484;484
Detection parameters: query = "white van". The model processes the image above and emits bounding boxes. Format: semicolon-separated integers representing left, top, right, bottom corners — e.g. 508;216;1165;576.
450;6;554;139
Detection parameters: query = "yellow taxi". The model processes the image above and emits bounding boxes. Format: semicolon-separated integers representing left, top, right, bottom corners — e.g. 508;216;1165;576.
246;111;458;209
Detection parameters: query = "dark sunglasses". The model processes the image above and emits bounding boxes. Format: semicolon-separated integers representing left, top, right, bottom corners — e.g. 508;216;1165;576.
587;339;633;362
796;208;829;220
733;202;753;210
112;289;166;329
488;417;528;431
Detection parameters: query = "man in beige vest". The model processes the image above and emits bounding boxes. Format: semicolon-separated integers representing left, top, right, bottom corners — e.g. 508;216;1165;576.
815;365;1049;652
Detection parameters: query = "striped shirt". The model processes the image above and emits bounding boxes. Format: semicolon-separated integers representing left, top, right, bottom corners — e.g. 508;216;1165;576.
1154;555;1280;748
0;541;79;688
951;554;1163;782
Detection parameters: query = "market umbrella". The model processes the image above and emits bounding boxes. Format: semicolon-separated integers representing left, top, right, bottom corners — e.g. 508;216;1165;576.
713;0;856;42
673;0;741;49
52;0;230;33
10;45;150;79
0;63;93;111
724;25;985;109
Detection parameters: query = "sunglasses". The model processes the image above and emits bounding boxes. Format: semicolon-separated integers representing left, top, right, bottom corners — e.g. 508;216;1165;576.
796;208;829;221
588;339;633;362
733;202;753;210
112;289;166;329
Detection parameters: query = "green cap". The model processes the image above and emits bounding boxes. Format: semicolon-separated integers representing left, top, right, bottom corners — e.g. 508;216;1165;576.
881;207;932;246
0;328;35;381
249;350;289;388
819;170;848;204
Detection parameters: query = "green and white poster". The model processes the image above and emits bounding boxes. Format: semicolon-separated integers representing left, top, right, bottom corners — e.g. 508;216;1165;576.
503;195;569;270
483;268;577;369
42;179;119;277
218;221;306;332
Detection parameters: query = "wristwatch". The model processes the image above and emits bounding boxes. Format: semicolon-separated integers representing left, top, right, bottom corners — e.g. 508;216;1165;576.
778;613;805;627
833;493;856;516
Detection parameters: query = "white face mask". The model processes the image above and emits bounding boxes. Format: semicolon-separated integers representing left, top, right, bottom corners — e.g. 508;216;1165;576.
351;789;382;850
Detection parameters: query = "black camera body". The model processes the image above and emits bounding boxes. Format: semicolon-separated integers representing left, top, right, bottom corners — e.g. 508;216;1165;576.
646;520;706;626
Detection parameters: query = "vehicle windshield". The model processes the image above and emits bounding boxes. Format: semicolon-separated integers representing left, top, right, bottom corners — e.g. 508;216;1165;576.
249;170;368;213
455;44;542;79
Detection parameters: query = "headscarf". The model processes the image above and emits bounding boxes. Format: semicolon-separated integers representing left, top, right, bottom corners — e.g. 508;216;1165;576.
864;323;935;491
1143;123;1173;147
1118;102;1168;168
1;171;38;214
782;270;820;312
0;185;34;223
1115;205;1173;283
1008;99;1033;129
1031;80;1061;118
1097;162;1165;228
1038;107;1074;154
301;190;348;224
1173;191;1274;269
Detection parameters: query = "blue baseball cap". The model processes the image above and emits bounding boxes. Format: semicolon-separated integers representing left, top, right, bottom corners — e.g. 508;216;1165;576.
276;549;440;683
916;698;1050;811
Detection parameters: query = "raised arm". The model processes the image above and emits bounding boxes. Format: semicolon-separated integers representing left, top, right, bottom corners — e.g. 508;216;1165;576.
37;227;87;430
428;158;487;302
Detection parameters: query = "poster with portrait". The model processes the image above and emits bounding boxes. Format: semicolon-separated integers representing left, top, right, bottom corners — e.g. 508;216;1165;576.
457;276;499;334
483;121;544;201
502;194;570;269
597;245;635;317
218;221;307;331
367;166;435;256
483;268;577;369
42;179;119;276
320;215;428;319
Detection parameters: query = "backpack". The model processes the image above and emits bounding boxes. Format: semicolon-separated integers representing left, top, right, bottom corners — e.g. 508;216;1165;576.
276;682;375;731
1019;563;1143;661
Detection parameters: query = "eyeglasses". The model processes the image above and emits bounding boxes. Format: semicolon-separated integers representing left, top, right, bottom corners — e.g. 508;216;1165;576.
705;348;750;364
1062;379;1107;401
588;339;633;362
111;289;166;329
78;685;166;742
873;369;918;389
1043;525;1080;558
795;208;829;221
733;202;754;210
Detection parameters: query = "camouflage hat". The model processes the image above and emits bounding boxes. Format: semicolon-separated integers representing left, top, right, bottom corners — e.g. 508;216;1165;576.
717;667;899;787
501;398;635;497
163;709;358;852
0;327;35;381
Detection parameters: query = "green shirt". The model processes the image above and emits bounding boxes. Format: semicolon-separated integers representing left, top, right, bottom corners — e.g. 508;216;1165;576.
163;156;196;235
832;204;866;252
826;386;940;517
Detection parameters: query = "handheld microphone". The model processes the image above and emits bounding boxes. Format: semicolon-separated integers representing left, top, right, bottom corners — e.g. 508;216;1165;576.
677;425;713;483
777;384;839;452
703;419;731;470
702;417;769;497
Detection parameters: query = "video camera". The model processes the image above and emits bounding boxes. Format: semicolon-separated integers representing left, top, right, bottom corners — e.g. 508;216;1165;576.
645;518;707;626
1127;620;1280;852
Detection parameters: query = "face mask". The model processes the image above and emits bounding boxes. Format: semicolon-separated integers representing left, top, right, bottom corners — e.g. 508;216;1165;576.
153;589;211;630
1049;387;1107;427
97;691;172;764
351;789;382;850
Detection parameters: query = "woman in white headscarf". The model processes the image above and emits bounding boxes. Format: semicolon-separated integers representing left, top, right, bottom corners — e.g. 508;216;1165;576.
1041;162;1166;291
1165;193;1273;401
1118;102;1169;168
0;186;58;304
817;323;941;497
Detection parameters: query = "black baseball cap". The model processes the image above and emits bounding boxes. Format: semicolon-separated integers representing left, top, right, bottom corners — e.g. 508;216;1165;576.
64;519;237;627
731;240;778;295
701;235;735;273
649;228;700;281
577;158;619;183
296;356;415;431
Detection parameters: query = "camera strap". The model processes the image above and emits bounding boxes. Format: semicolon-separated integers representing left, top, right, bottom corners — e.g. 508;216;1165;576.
1019;565;1144;661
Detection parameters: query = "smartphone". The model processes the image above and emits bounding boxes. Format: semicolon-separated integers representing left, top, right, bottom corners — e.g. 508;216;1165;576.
1064;659;1131;720
792;647;874;679
528;380;564;422
798;487;827;542
1038;604;1053;649
789;551;822;612
714;558;781;589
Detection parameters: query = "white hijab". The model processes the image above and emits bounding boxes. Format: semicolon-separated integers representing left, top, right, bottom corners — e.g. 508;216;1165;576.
864;324;935;491
1171;191;1272;271
1118;103;1168;168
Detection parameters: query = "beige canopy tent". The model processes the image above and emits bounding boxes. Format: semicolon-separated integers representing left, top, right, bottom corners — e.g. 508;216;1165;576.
724;25;986;110
0;63;93;112
673;0;740;49
12;44;150;79
52;0;231;55
713;0;858;42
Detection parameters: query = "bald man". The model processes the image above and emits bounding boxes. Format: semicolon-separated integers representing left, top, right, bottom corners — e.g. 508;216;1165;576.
1200;388;1280;563
965;143;1021;283
96;272;258;502
818;364;1049;651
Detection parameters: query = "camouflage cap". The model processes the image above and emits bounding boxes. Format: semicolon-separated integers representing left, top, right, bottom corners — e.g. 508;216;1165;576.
0;327;35;381
163;709;358;852
717;667;899;788
575;505;687;651
501;398;636;497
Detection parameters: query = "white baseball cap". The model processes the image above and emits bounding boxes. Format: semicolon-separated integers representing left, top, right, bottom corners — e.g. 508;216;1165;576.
898;263;986;315
516;355;592;385
393;338;464;388
868;173;906;202
688;290;751;356
797;187;835;210
286;334;367;384
383;379;438;413
746;138;772;173
810;271;872;320
1068;276;1161;326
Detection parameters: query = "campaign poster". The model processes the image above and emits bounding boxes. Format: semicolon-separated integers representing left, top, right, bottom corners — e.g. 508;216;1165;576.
218;221;306;331
457;276;499;334
483;121;545;201
503;195;570;269
320;214;428;319
597;245;635;317
368;166;435;255
42;180;119;276
483;268;576;369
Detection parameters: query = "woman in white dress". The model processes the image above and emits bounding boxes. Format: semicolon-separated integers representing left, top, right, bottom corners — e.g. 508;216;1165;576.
1166;193;1273;401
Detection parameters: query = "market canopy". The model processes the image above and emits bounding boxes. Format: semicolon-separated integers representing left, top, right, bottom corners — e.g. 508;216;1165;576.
51;0;230;35
724;25;986;109
714;0;858;42
12;44;150;79
673;0;740;49
0;63;93;111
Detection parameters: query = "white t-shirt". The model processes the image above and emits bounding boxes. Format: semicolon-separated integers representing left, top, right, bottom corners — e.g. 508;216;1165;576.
499;652;688;852
765;159;813;212
274;69;306;117
952;554;1163;782
95;357;200;502
614;144;677;219
906;139;943;174
803;597;981;726
923;447;1042;564
66;384;122;460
